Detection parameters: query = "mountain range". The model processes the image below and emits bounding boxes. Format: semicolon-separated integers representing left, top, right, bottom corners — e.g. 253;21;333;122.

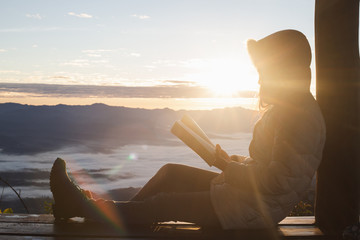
0;103;259;155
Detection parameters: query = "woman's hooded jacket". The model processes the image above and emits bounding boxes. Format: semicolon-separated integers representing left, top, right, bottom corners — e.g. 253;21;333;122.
210;30;326;229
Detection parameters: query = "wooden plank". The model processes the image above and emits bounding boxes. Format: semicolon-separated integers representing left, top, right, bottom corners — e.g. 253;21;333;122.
0;236;53;240
0;214;54;224
0;214;316;225
0;222;324;239
279;216;315;225
0;235;150;240
0;214;324;239
0;222;151;238
280;226;324;238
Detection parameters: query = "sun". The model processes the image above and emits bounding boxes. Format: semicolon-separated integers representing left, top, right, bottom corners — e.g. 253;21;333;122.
186;58;259;97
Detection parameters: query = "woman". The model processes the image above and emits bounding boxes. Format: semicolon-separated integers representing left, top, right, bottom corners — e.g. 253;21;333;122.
50;29;326;229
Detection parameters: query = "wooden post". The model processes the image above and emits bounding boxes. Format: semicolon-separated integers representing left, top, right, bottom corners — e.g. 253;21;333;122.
315;0;360;235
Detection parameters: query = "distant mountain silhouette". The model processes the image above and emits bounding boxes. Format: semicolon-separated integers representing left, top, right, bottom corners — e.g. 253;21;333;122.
0;103;258;155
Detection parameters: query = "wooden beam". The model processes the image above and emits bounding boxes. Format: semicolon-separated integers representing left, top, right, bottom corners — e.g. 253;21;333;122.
315;0;360;235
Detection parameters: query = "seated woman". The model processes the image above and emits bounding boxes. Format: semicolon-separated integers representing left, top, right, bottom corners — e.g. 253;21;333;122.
50;29;326;229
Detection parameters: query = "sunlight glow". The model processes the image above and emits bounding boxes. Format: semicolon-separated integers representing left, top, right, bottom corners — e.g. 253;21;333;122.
184;58;259;97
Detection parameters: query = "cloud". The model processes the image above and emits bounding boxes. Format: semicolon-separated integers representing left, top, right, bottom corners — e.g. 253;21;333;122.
0;82;257;100
60;58;110;67
61;59;90;67
25;14;42;20
0;27;60;33
130;53;141;57
82;49;114;53
92;60;109;64
68;12;93;19
82;49;114;57
0;70;20;74
86;53;101;57
51;75;71;80
131;14;150;20
0;83;213;98
144;65;156;68
0;49;6;53
162;80;197;86
152;59;179;67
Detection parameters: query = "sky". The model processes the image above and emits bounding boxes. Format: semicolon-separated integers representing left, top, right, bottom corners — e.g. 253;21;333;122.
0;0;316;109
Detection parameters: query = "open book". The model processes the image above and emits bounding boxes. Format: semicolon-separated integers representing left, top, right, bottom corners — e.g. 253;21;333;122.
171;114;216;166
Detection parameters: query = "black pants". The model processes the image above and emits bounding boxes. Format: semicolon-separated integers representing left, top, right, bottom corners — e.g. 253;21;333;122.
88;164;221;227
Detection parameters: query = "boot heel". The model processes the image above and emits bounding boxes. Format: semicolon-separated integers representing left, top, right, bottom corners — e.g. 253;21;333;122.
52;203;69;220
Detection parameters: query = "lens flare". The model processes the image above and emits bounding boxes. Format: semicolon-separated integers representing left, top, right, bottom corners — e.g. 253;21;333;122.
65;160;128;232
127;153;138;160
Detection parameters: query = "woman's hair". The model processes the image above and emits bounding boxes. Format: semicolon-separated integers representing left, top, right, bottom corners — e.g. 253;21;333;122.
247;30;312;109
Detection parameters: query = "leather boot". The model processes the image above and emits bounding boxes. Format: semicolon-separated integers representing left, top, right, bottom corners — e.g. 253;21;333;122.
50;158;92;220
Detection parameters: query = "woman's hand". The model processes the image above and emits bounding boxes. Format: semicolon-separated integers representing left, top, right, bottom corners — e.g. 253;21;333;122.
230;155;247;163
213;144;231;171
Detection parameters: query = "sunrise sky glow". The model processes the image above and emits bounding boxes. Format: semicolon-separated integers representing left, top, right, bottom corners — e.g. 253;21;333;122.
0;0;316;109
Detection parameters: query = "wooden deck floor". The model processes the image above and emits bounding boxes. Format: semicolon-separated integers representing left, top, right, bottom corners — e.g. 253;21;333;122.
0;214;327;240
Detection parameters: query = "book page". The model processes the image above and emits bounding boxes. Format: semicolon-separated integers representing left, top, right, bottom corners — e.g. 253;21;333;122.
180;114;214;146
171;119;216;166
